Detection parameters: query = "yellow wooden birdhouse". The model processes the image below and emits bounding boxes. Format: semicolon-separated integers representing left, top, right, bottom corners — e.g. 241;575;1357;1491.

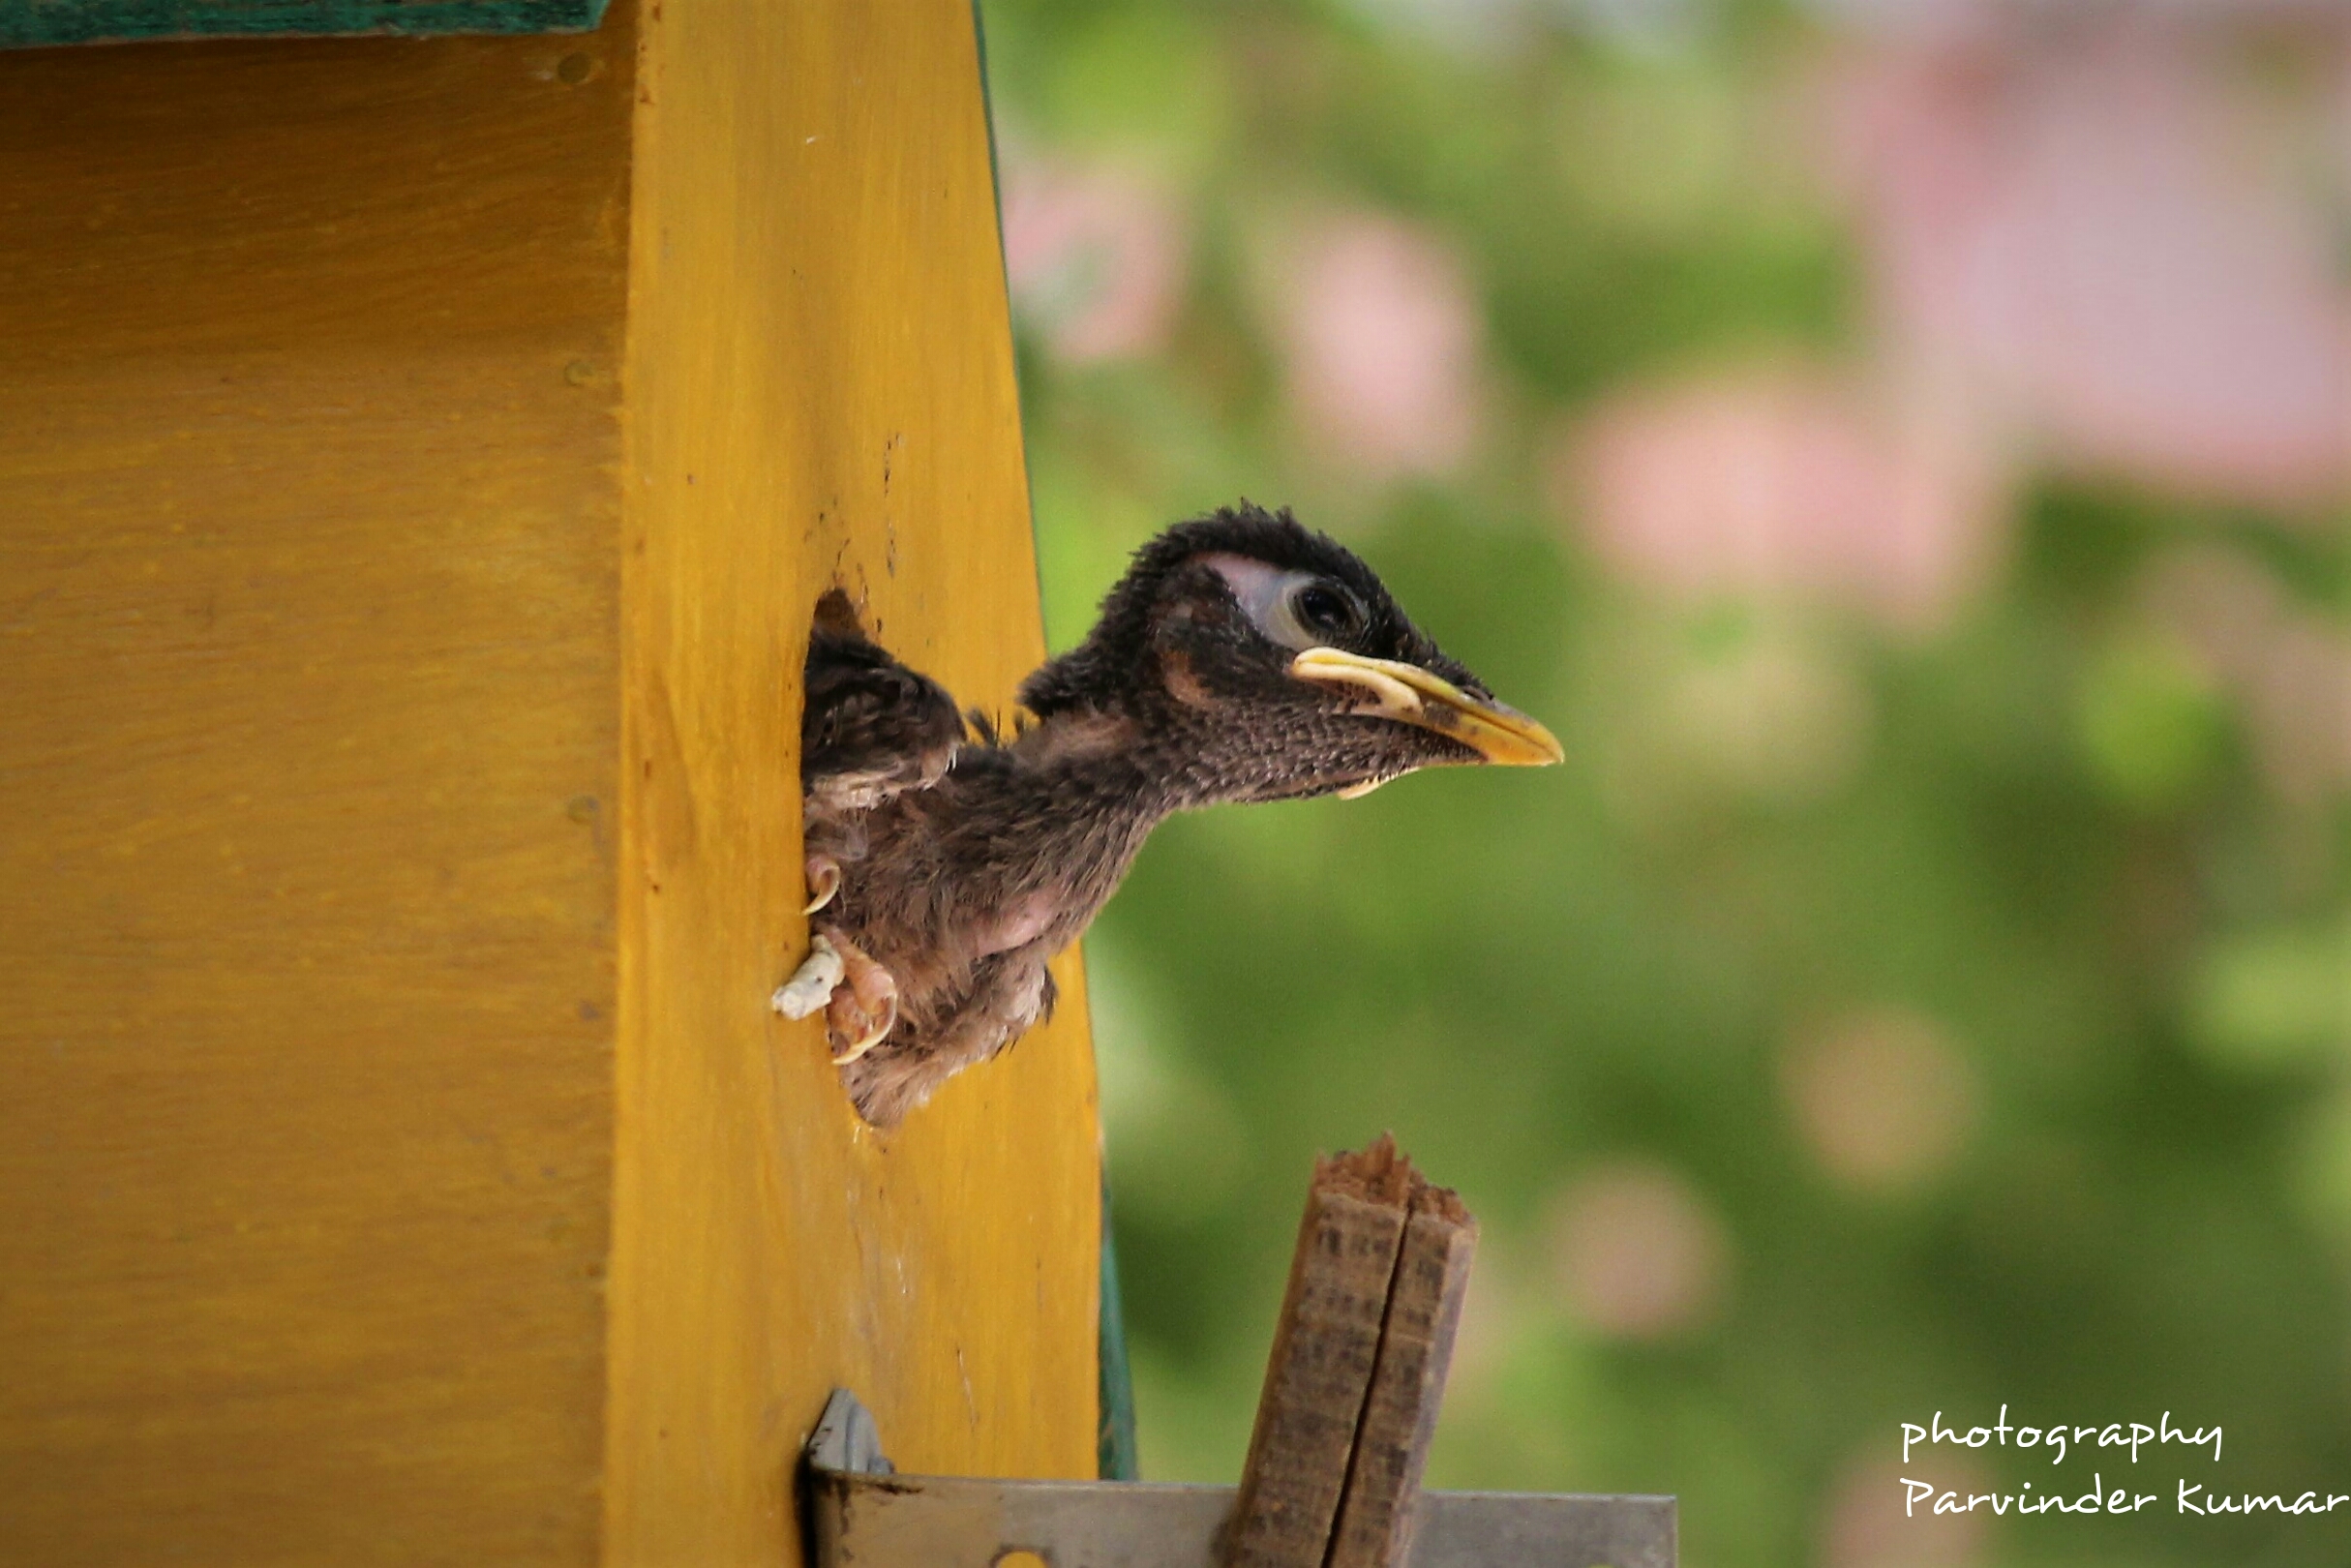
0;4;1103;1562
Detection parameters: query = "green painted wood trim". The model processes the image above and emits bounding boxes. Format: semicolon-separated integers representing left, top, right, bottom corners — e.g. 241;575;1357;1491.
0;0;608;47
1097;1185;1140;1481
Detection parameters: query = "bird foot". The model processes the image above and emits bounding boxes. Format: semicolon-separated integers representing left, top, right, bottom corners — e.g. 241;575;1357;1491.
770;928;899;1065
803;854;842;914
821;928;899;1064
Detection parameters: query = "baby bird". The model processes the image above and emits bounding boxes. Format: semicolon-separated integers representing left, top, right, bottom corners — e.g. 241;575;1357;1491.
776;503;1561;1128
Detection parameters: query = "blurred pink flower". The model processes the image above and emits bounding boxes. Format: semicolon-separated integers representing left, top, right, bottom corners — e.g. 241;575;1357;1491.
1782;1009;1980;1193
1543;1159;1730;1341
1270;212;1485;479
1822;1454;1989;1568
1825;18;2351;507
1002;160;1189;363
1557;367;2002;629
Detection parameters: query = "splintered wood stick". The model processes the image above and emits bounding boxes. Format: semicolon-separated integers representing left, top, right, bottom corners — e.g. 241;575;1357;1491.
1222;1135;1417;1568
1326;1181;1478;1568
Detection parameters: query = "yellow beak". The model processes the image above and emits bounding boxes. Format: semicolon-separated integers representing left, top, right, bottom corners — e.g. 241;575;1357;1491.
1288;648;1564;769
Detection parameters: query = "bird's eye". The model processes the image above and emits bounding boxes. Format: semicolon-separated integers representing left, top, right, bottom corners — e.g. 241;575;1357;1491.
1289;582;1360;641
1198;555;1365;652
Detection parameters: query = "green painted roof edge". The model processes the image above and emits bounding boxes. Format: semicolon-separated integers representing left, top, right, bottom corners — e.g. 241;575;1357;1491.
0;0;609;47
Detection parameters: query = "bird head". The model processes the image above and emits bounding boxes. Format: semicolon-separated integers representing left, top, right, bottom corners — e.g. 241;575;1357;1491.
1019;503;1562;804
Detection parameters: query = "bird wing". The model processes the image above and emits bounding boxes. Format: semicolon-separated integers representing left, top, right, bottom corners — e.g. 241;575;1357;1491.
800;597;965;816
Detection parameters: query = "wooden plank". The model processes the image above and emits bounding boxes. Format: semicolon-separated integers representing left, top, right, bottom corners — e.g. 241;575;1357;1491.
1225;1139;1416;1568
1328;1185;1478;1568
604;2;1102;1563
0;2;608;49
0;22;636;1567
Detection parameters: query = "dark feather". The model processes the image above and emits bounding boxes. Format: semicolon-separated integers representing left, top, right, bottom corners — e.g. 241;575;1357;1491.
800;588;964;815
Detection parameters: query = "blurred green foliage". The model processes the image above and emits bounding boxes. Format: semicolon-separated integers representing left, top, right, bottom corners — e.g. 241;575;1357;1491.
980;4;2351;1564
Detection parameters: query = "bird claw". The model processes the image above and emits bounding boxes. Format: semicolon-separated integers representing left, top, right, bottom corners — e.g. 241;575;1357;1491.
830;1002;896;1065
773;928;900;1064
826;934;899;1064
803;855;842;914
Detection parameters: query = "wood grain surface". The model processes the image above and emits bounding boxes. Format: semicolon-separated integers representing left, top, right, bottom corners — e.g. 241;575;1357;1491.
0;5;1099;1563
1328;1186;1477;1568
0;26;635;1566
608;0;1100;1561
1224;1141;1416;1568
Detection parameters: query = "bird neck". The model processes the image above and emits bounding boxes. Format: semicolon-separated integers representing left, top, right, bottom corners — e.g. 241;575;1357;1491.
1005;709;1192;822
1010;702;1273;818
902;712;1179;956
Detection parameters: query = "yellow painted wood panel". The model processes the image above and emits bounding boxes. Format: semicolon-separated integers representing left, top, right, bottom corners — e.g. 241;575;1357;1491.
607;1;1101;1562
0;28;636;1566
0;4;1094;1561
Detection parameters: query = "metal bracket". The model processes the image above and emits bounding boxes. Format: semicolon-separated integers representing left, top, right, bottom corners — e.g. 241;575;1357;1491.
802;1389;1675;1568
